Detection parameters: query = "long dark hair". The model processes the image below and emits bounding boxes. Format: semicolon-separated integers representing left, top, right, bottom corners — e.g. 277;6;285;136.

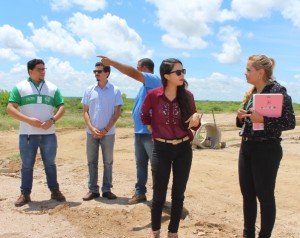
160;58;192;130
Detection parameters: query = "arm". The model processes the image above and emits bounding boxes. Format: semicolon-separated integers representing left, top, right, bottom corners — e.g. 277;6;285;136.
83;104;101;138
6;102;43;128
140;93;152;125
41;104;65;130
185;93;201;130
104;105;122;132
98;56;145;83
52;105;65;122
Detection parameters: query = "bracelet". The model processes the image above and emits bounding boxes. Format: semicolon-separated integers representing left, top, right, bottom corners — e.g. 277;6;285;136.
104;128;108;132
50;117;55;124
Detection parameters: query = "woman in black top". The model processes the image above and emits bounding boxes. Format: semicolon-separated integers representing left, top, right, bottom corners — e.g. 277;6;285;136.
236;55;295;238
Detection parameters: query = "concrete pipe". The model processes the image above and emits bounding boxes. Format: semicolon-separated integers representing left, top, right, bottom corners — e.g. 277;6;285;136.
192;122;222;149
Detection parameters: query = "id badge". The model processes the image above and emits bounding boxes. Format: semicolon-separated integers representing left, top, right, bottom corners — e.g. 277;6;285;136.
37;96;42;104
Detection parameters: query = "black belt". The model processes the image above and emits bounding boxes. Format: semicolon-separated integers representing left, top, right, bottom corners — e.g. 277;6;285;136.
242;136;278;142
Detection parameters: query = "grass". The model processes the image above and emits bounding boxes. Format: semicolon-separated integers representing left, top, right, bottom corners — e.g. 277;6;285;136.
6;154;20;161
1;97;300;131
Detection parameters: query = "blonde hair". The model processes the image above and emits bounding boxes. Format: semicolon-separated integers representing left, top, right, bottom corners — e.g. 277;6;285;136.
242;55;276;106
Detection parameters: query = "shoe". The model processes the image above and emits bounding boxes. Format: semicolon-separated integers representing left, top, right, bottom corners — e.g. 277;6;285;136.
15;193;31;207
168;232;178;238
51;188;66;202
82;192;100;201
149;230;160;238
102;191;117;200
128;193;146;204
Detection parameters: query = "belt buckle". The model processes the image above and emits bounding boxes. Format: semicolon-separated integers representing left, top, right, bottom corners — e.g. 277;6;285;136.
171;140;180;145
243;137;248;141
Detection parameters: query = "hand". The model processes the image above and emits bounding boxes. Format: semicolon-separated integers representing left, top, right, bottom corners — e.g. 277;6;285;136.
237;109;251;120
28;118;43;128
97;55;111;66
40;119;54;130
237;108;263;123
250;110;264;123
92;128;102;138
185;113;201;129
92;128;107;138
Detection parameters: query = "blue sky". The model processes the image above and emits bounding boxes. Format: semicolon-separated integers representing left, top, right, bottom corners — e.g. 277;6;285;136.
1;0;300;103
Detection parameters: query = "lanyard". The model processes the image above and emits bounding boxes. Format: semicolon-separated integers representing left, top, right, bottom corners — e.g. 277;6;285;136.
32;81;45;95
245;94;253;110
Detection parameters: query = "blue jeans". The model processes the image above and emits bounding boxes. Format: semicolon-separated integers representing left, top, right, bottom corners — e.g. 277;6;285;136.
151;140;192;233
86;133;115;193
134;133;153;195
19;134;59;194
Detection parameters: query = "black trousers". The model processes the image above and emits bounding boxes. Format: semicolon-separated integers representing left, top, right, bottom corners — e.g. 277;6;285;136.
239;139;282;238
151;140;192;233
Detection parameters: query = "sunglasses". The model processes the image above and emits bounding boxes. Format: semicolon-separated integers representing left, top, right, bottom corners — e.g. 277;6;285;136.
169;69;186;76
35;68;47;72
93;70;104;74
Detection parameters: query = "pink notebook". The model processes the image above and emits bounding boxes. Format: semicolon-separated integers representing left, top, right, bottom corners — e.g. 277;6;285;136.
252;93;283;130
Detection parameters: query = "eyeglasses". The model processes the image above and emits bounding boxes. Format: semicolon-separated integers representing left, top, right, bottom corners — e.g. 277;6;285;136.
93;70;104;74
35;68;47;72
169;69;186;76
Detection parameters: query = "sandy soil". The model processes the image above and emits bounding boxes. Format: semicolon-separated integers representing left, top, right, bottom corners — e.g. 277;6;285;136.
0;113;299;238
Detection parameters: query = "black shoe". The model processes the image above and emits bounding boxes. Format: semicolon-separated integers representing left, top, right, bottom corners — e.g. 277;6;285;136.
102;191;117;200
51;188;66;202
82;192;100;201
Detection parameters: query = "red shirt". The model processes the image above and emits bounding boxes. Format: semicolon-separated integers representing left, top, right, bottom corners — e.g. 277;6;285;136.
140;86;200;140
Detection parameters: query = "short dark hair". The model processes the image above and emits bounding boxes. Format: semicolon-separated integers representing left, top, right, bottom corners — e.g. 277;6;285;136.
95;62;111;77
27;59;45;74
139;58;154;73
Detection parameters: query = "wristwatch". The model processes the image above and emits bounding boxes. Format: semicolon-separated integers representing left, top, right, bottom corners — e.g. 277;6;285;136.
50;117;55;124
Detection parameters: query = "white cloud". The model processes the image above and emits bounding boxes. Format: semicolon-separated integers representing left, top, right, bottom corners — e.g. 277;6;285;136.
0;48;20;61
187;72;248;101
231;0;282;19
50;0;107;11
0;25;36;60
0;63;27;90
231;0;300;29
28;18;96;59
67;13;153;61
281;0;300;28
146;0;236;49
182;51;191;58
45;57;93;97
212;26;241;64
162;34;208;49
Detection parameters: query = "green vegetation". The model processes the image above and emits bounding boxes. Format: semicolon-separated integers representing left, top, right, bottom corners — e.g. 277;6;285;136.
0;90;10;115
6;154;20;161
0;90;299;131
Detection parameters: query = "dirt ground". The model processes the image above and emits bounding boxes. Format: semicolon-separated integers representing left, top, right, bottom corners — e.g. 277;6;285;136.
0;113;299;238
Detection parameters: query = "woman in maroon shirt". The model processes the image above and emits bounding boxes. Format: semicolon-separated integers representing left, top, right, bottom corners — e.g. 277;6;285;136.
141;58;201;238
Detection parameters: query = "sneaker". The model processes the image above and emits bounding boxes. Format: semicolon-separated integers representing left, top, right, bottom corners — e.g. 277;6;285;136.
15;193;31;207
51;188;66;202
128;193;146;204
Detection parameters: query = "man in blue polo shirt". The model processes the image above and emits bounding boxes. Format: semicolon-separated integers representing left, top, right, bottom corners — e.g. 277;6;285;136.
82;62;123;201
98;56;161;204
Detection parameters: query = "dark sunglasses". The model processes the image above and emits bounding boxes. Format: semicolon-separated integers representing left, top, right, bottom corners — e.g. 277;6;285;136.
93;70;104;74
169;69;186;76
